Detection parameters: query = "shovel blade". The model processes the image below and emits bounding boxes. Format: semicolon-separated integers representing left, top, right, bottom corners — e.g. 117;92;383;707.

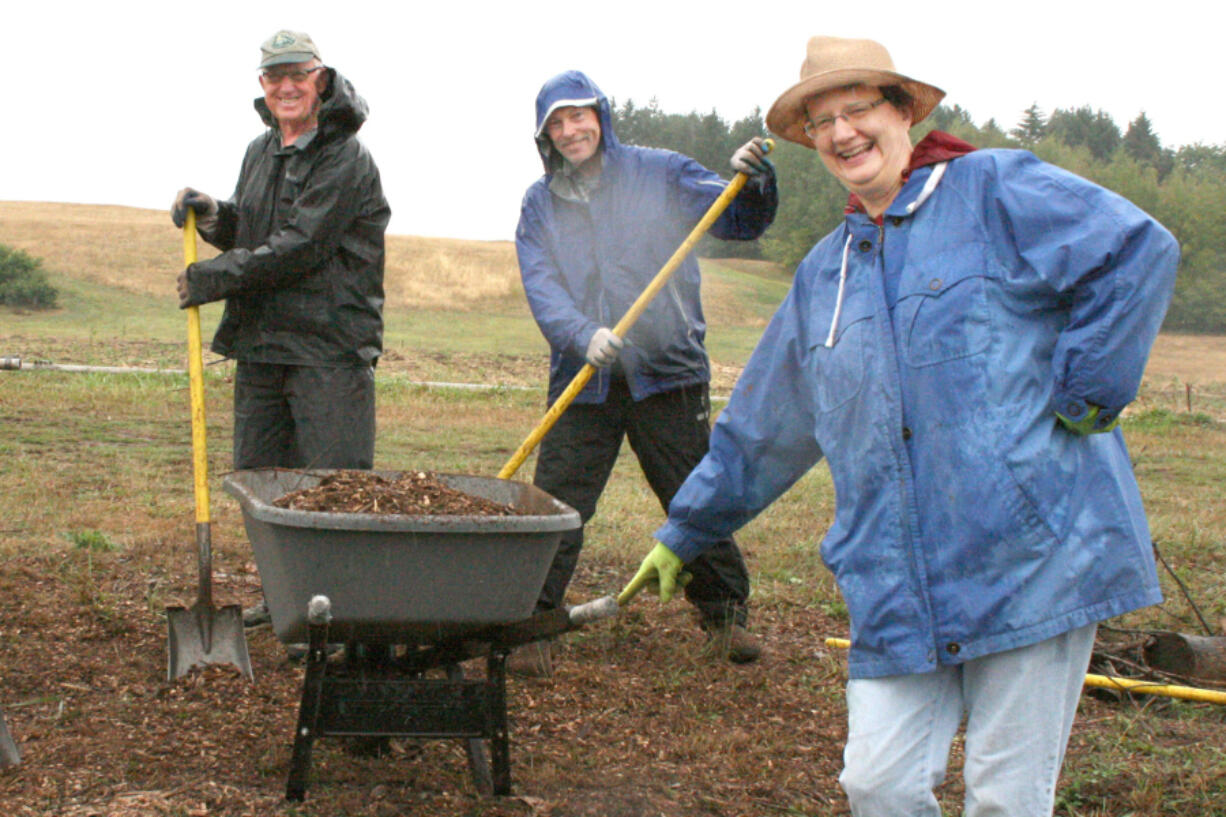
167;603;254;682
0;708;19;768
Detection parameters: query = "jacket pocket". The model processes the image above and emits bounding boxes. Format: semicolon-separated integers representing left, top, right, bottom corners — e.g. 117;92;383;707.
900;253;992;368
811;315;869;413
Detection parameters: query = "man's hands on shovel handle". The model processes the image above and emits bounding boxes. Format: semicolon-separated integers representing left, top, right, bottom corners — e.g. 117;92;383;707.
730;136;773;177
585;327;623;368
617;541;692;606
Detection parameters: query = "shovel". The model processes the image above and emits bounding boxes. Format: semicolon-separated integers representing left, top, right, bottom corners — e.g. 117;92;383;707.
0;706;19;768
166;210;254;682
498;139;773;480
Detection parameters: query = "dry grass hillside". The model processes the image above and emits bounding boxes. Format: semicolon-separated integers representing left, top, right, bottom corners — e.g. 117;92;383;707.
2;200;1224;398
0;201;522;313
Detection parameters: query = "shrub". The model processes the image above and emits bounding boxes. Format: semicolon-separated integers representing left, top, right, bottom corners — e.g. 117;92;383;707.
0;243;58;308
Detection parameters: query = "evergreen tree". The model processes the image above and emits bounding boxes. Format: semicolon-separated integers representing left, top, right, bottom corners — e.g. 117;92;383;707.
1011;103;1047;144
1047;106;1121;161
1125;113;1177;181
1123;112;1162;164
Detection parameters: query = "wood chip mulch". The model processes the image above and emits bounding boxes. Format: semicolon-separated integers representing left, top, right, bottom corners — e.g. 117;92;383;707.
270;469;524;516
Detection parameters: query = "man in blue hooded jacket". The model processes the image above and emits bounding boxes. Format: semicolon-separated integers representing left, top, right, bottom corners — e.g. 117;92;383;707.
514;70;778;675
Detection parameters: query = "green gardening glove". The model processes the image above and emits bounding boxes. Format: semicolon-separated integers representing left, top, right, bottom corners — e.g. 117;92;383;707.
1056;403;1120;435
618;542;692;606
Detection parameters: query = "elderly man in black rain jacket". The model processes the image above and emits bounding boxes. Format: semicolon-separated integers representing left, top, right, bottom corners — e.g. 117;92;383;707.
171;30;390;628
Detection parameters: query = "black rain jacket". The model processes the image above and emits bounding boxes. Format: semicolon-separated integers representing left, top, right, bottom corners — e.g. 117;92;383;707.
186;68;390;367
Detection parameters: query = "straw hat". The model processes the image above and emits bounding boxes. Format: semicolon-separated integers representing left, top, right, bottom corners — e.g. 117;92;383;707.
766;36;945;148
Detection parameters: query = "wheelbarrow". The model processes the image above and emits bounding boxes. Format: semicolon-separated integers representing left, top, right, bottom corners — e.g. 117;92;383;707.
0;706;19;768
223;467;616;800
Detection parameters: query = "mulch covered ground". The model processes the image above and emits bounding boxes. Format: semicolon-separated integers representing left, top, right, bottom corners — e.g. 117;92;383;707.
1;472;1221;816
0;544;852;817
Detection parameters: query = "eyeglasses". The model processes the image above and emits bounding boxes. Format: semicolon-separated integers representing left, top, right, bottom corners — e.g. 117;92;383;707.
803;97;889;142
260;65;324;84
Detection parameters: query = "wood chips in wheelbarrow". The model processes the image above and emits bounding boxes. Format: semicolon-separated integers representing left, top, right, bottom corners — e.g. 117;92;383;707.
271;469;526;516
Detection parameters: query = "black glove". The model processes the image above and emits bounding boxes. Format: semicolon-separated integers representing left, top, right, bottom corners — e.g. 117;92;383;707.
170;187;218;230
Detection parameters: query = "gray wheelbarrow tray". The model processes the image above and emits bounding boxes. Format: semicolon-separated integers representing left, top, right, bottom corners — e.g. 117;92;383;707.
222;469;581;645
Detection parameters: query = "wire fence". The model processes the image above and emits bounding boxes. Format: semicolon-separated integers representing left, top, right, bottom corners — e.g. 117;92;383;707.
1131;380;1226;421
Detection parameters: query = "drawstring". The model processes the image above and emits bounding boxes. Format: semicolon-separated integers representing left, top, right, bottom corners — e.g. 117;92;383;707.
825;162;949;348
905;161;947;214
825;234;853;348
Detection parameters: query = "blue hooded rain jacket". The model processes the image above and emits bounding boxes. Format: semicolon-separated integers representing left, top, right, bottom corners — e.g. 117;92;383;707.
657;145;1179;679
515;71;778;405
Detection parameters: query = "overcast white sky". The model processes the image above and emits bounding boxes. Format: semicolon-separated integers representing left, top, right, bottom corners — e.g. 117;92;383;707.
4;1;1217;241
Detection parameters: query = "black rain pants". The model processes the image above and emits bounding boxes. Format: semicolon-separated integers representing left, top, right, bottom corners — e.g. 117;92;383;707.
533;378;750;627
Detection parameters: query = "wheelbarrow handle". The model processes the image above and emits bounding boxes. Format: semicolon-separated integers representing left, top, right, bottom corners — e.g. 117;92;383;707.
497;140;774;481
566;595;619;627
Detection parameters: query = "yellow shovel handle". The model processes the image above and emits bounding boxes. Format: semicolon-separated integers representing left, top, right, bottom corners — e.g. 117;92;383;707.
498;140;773;480
184;210;210;524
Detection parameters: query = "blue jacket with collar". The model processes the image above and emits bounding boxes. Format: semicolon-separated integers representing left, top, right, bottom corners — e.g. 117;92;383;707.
657;143;1179;678
515;70;778;404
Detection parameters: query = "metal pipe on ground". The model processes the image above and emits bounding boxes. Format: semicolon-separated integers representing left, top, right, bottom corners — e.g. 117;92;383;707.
1;356;185;375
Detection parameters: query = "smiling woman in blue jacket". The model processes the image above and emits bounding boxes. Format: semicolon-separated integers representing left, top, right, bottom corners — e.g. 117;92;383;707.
621;36;1179;817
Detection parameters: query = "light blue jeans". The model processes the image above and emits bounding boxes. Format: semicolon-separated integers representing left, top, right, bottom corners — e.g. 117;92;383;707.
839;625;1096;817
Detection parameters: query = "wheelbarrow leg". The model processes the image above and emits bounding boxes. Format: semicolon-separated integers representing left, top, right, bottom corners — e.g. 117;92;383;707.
489;647;511;796
446;662;494;797
287;615;330;801
0;707;19;768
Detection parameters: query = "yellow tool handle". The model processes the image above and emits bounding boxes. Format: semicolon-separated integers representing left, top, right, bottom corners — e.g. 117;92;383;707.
497;140;774;480
184;210;210;524
824;638;1226;705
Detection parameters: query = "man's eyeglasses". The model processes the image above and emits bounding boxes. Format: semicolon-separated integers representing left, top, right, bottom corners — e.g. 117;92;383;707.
803;97;889;142
261;65;324;84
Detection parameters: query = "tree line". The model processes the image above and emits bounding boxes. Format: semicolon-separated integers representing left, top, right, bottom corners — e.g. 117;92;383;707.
611;97;1226;334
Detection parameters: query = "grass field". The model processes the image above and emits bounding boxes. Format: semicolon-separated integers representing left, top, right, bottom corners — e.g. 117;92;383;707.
1;202;1225;816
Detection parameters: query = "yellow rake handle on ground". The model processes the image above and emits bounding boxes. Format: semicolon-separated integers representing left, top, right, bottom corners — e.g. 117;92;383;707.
498;141;774;480
823;638;1226;705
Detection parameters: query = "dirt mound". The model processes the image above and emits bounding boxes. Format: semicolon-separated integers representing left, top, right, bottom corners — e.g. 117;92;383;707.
272;469;524;516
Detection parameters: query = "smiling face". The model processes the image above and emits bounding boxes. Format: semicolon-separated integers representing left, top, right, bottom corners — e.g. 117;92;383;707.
259;60;327;141
805;85;914;217
544;105;602;170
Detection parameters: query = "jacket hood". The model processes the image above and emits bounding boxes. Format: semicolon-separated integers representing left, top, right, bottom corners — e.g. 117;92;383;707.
533;70;620;175
254;67;369;139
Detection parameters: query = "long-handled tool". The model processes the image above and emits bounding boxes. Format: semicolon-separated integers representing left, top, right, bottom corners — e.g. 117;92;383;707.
166;210;254;682
498;140;773;480
0;706;19;768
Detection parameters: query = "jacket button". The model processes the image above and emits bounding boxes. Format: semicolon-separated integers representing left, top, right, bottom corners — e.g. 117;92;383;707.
858;239;872;252
902;426;913;440
946;642;961;655
929;278;942;290
890;216;903;227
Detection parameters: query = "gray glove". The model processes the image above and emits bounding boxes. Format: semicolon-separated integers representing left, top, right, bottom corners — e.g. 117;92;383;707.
730;137;772;177
171;187;218;232
585;327;624;368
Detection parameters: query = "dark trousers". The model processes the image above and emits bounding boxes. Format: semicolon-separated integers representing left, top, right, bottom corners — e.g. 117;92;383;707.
232;361;376;470
533;379;749;627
